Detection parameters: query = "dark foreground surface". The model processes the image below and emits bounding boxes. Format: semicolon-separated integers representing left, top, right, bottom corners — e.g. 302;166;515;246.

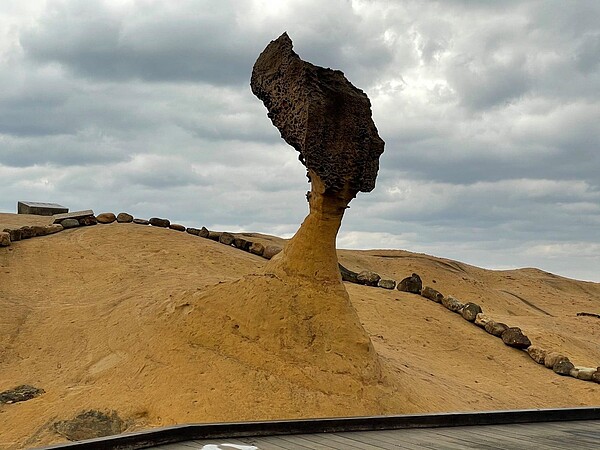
153;419;600;449
39;408;600;450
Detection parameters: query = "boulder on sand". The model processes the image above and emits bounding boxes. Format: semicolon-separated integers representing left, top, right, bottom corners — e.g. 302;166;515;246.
397;273;422;294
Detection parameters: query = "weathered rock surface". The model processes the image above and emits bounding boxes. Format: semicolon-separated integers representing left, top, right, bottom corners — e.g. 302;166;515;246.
0;231;10;247
44;224;64;235
397;273;422;294
527;346;547;364
61;219;80;229
484;321;508;337
249;242;264;256
251;32;384;194
544;352;569;369
4;228;21;241
441;296;464;313
252;33;384;285
169;224;186;232
461;302;482;321
474;313;492;328
501;327;531;349
219;232;235;245
116;212;133;223
592;371;600;383
31;225;48;236
198;227;210;238
572;367;596;381
133;218;150;225
357;270;381;287
207;231;221;241
421;286;443;303
339;264;359;283
149;218;170;228
378;279;396;290
233;237;251;251
0;385;44;404
53;410;126;441
186;227;201;236
263;245;283;260
20;226;35;239
53;210;94;224
97;213;117;224
79;216;98;226
553;359;574;376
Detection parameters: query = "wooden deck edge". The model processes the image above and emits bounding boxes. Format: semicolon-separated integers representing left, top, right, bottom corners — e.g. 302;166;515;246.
37;407;600;450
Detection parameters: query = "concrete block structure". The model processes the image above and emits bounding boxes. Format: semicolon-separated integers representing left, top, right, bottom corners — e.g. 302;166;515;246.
17;201;68;216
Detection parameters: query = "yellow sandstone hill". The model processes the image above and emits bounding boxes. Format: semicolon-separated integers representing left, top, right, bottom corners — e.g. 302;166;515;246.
1;213;599;448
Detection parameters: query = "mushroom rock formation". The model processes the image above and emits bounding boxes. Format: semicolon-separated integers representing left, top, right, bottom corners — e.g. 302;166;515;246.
168;33;402;417
251;32;384;282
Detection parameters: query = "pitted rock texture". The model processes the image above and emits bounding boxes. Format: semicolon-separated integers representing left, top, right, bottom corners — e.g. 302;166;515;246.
0;385;44;404
251;32;384;194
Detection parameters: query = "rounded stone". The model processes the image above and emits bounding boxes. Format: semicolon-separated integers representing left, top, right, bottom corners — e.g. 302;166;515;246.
553;359;575;376
44;224;64;235
149;217;170;228
421;286;444;303
378;279;396;290
249;242;264;256
198;227;210;238
186;228;201;235
4;228;21;242
132;218;150;225
219;232;235;245
116;212;133;223
207;231;221;241
169;224;186;232
96;213;117;224
19;226;35;239
397;273;422;294
527;346;547;365
474;313;492;328
544;352;569;369
357;270;381;287
263;245;283;260
501;327;531;349
31;225;48;236
484;321;509;337
79;216;98;226
461;302;483;322
234;237;251;251
0;231;10;247
442;296;464;313
573;367;596;381
61;219;80;229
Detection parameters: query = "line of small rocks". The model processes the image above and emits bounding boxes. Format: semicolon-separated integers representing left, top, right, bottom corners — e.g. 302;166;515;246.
1;210;284;260
3;210;599;385
347;270;600;385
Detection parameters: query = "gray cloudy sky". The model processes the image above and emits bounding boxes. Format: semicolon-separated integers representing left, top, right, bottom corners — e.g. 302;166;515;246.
1;0;599;281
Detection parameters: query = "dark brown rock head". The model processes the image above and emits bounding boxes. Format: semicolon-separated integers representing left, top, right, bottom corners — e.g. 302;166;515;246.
251;32;384;195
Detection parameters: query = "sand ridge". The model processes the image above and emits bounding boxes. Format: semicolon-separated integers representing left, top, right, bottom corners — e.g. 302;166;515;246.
0;215;599;448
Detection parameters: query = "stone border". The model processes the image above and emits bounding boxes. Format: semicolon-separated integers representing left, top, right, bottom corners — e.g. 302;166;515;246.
2;210;599;385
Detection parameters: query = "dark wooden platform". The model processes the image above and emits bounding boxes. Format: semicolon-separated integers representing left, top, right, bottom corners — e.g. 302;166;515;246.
39;408;600;450
152;419;600;449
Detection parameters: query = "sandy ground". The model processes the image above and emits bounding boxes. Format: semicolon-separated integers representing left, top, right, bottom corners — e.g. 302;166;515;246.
0;213;599;448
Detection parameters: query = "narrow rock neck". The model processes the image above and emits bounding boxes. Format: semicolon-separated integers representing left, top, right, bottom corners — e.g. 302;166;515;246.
265;172;355;282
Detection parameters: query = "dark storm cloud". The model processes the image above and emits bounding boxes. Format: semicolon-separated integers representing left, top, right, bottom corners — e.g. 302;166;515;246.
19;1;260;86
18;0;396;89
